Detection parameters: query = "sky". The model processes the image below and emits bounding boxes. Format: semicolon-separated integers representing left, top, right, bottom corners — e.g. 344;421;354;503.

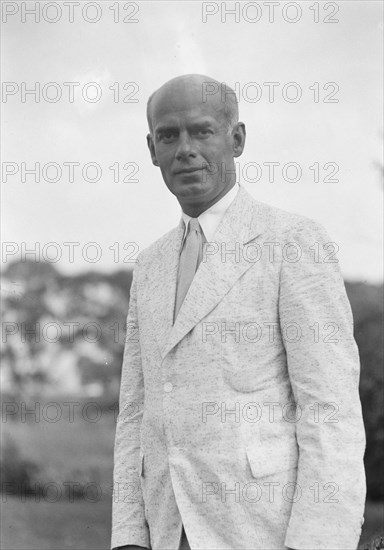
1;0;383;282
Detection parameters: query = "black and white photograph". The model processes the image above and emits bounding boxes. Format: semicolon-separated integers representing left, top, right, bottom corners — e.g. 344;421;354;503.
1;1;383;549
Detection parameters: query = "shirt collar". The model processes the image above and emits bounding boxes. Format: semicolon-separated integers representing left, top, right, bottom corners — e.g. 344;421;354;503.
181;183;239;242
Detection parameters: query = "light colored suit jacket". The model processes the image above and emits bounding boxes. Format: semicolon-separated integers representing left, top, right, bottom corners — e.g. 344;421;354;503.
111;186;366;550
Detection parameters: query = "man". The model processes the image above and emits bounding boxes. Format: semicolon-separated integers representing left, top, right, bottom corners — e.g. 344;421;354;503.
111;74;366;550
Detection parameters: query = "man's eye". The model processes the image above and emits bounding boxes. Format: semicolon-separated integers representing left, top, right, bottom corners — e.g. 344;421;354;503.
195;129;212;138
159;132;177;143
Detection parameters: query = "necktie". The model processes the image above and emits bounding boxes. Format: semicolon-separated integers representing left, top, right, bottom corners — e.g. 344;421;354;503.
174;218;205;320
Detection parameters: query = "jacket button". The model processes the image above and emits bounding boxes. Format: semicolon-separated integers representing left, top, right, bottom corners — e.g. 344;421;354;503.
163;382;173;393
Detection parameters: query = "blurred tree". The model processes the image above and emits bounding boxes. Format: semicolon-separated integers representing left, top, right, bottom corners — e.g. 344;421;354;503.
346;282;384;500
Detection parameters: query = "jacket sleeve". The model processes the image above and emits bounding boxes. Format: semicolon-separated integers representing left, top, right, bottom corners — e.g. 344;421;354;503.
111;259;150;550
278;219;366;550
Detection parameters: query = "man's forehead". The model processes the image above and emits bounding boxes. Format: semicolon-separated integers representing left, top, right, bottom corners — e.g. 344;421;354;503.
147;75;238;133
152;91;224;116
152;105;225;130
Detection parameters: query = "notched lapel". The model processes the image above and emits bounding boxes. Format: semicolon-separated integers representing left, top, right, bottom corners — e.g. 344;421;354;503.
162;187;268;358
148;221;184;357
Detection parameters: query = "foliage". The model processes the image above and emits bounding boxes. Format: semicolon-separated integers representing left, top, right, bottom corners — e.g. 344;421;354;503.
1;261;383;500
346;282;384;500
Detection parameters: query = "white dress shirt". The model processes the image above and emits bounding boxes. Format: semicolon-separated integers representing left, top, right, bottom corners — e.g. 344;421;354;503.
180;183;239;243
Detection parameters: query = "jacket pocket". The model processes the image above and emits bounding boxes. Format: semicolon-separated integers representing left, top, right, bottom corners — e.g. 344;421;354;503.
246;437;299;478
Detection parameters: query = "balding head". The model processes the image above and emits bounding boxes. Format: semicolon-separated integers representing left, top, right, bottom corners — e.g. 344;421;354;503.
147;74;238;134
146;73;246;217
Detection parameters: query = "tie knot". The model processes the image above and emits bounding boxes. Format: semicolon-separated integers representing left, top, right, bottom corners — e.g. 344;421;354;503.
188;218;201;234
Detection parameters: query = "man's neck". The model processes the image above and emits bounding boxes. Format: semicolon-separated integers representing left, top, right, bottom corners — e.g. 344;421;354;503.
179;182;237;218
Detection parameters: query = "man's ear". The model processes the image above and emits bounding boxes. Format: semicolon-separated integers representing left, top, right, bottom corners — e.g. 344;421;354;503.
231;122;246;158
147;134;159;167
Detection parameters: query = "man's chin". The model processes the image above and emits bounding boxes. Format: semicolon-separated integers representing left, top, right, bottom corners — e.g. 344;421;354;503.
170;175;209;195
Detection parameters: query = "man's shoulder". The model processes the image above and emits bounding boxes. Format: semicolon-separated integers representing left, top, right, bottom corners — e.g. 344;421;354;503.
137;189;331;265
136;225;180;265
242;188;329;240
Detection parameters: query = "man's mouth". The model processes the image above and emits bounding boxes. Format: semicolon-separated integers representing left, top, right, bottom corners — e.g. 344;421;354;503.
174;166;205;175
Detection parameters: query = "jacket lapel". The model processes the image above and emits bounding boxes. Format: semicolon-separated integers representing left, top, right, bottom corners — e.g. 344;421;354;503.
148;220;184;357
160;186;269;359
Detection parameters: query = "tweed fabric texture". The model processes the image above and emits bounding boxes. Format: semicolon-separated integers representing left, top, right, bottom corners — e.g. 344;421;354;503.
111;185;366;550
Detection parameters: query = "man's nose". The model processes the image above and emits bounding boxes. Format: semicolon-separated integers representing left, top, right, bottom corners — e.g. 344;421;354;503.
175;132;196;161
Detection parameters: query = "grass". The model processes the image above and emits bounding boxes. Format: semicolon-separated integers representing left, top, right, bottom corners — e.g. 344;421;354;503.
1;496;111;550
1;396;114;549
359;502;384;548
1;396;383;549
1;397;115;489
2;497;383;550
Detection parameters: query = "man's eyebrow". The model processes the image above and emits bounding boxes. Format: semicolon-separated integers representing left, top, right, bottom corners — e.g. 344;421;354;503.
154;119;217;134
189;121;215;129
155;125;179;134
